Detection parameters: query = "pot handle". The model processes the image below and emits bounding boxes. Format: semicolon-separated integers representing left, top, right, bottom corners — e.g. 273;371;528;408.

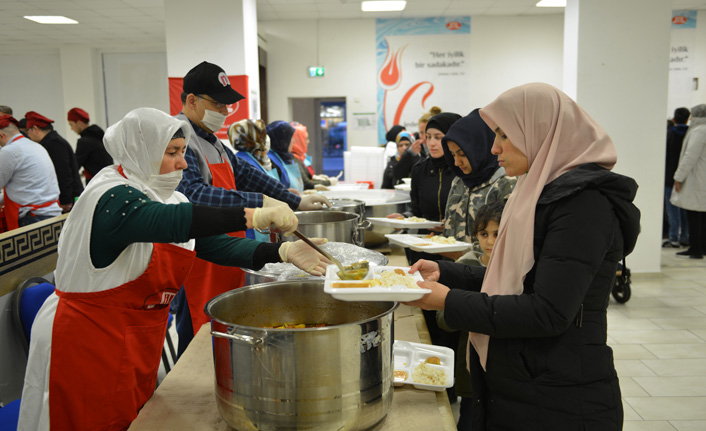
211;330;264;345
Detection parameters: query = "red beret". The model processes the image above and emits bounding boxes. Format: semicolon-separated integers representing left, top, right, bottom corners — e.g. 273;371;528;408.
25;111;54;129
67;107;89;123
0;114;20;129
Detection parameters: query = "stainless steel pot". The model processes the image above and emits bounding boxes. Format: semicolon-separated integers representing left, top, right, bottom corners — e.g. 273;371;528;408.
205;281;397;431
326;198;366;220
280;211;369;246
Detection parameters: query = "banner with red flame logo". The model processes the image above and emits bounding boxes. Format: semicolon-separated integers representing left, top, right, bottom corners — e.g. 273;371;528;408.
168;75;250;140
668;10;696;116
376;17;471;145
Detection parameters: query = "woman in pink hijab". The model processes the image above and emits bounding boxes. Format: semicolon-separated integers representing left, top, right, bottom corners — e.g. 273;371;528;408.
407;83;640;430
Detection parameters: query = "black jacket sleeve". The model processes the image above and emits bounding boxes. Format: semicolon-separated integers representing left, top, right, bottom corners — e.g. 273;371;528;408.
393;150;419;182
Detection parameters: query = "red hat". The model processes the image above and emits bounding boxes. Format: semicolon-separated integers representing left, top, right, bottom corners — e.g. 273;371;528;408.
0;114;20;129
25;111;54;129
67;107;89;123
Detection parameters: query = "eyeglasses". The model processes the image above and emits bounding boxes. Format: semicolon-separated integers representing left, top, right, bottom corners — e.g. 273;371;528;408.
197;95;231;110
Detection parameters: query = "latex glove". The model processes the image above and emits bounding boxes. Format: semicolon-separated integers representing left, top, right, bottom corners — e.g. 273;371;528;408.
263;195;288;208
298;194;331;210
278;239;331;276
252;206;298;235
312;174;328;181
314;184;329;191
328;177;338;186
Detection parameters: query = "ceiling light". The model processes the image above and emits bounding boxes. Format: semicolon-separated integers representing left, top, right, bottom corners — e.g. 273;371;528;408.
361;1;407;12
536;0;566;7
24;16;78;24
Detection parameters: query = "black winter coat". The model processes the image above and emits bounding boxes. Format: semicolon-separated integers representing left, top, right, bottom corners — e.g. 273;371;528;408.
665;124;688;187
441;164;640;431
409;156;454;222
39;130;84;205
76;124;113;181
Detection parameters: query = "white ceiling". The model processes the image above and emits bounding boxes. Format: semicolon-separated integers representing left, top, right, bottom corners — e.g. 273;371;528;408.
1;0;705;51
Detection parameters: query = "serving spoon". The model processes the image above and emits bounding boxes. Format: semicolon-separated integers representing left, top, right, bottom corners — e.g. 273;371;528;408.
291;230;369;280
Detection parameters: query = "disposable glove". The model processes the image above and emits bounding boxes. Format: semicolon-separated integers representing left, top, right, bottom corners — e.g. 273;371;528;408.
312;174;328;182
298;194;331;211
252;206;298;235
263;195;288;208
314;184;329;191
278;239;331;276
328;177;338;186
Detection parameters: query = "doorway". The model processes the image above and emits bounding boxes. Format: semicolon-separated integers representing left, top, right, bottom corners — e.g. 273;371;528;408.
291;97;347;179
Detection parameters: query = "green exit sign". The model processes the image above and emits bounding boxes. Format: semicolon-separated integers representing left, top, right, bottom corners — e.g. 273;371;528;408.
308;67;325;77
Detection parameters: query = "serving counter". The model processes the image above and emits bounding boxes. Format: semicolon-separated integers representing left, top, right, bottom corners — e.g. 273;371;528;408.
129;304;456;431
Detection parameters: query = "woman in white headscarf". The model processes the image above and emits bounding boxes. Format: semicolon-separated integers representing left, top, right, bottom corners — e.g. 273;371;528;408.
406;83;640;430
18;108;329;431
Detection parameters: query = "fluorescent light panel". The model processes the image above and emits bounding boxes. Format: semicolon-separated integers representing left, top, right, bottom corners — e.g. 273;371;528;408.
24;16;78;24
536;0;566;7
361;1;407;12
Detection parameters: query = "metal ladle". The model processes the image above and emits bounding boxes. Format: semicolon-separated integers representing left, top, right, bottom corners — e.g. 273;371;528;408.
291;230;369;280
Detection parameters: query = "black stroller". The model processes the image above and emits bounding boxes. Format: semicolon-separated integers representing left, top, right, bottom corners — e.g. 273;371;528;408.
612;258;631;303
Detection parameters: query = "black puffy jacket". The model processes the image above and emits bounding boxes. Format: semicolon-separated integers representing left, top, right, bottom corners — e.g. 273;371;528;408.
441;164;640;431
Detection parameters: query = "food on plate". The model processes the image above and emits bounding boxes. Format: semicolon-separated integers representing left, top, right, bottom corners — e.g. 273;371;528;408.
338;260;370;280
331;280;377;288
405;216;427;222
377;269;420;289
394;370;408;380
395;216;405;220
414;243;434;247
393;268;406;276
422;233;457;244
425;356;441;365
412;362;447;386
265;323;327;329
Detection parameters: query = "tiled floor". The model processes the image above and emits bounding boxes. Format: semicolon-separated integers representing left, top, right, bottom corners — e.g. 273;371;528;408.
385;244;706;430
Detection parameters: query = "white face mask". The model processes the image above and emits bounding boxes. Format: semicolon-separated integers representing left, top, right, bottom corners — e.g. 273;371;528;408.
146;170;183;201
201;108;227;133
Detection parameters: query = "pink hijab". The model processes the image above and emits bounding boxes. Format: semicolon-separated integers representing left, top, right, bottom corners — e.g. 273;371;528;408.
471;83;618;369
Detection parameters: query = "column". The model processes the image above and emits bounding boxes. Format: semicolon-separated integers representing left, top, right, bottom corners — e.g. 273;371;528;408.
564;0;672;272
59;46;102;144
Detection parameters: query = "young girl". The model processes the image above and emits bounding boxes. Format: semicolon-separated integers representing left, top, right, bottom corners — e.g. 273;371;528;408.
459;201;505;267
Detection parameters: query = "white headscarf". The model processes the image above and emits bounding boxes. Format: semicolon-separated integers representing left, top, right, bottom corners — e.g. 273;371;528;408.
472;83;618;369
104;107;191;202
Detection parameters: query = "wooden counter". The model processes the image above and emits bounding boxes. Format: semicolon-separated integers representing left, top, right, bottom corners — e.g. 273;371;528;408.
129;304;456;431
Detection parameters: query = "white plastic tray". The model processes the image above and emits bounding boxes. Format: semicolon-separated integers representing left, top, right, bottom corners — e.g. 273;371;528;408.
368;217;444;230
393;340;455;391
385;234;473;253
323;265;430;302
394;183;411;191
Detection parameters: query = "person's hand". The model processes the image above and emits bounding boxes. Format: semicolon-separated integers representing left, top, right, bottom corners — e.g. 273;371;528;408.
409;259;440;282
328;177;338;186
288;188;301;196
386;213;404;219
409;140;423;155
263;195;288;208
403;280;449;310
60;203;73;213
675;181;682;192
252;206;298;235
279;239;331;276
312;174;328;181
298;194;331;210
314;184;329;191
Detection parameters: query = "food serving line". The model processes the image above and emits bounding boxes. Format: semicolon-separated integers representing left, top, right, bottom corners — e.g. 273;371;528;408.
128;305;456;431
128;187;459;431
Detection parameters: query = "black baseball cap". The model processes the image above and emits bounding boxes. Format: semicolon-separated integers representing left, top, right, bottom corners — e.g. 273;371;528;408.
183;61;245;104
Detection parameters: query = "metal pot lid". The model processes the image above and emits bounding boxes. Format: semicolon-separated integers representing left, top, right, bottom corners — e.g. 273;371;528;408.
255;242;389;281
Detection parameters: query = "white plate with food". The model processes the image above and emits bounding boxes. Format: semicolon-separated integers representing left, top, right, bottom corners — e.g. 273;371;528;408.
323;265;430;302
385;233;473;253
393;340;455;391
367;216;444;230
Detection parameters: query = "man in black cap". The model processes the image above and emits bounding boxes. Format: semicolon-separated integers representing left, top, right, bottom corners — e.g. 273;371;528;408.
173;61;331;355
25;111;84;212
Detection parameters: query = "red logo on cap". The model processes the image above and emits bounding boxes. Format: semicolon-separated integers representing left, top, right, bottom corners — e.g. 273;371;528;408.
218;72;230;87
446;21;462;30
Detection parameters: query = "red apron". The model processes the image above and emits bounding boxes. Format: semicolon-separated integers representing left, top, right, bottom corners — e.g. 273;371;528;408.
49;242;196;431
182;157;246;332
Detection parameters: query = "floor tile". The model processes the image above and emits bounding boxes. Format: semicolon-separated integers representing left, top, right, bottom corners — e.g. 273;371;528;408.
671;421;706;431
623;422;676;431
609;330;703;345
615;360;658;377
624;397;706;420
612;344;658;360
643;344;706;359
640;359;706;377
633;376;706;396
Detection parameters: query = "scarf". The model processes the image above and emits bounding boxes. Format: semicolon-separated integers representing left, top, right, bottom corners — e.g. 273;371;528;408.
228;119;272;171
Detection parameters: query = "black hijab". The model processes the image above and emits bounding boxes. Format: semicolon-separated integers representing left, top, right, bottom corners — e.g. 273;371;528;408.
385;124;405;143
266;120;296;163
425;112;462;170
442;109;499;189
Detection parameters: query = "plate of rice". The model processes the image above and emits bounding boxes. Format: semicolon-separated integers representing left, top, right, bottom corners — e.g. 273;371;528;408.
393;340;454;391
323;265;430;301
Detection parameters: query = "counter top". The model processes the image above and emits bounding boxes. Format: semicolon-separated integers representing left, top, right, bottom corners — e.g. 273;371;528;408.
128;304;456;431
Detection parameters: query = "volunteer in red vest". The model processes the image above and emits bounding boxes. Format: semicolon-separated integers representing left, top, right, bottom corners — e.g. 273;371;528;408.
173;61;331;355
67;107;113;184
25;111;84;212
18;107;329;431
0;114;61;230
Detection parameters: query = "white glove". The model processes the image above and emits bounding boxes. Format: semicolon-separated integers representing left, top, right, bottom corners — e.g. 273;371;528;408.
312;174;328;181
328;177;338;186
314;184;329;191
263;195;288;208
278;239;331;276
252;206;298;235
298;194;331;211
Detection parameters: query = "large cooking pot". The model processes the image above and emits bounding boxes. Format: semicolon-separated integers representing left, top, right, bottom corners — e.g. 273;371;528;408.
205;281;397;431
280;211;369;246
325;198;366;220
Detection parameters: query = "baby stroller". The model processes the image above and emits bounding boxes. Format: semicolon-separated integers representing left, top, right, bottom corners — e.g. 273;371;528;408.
612;258;631;303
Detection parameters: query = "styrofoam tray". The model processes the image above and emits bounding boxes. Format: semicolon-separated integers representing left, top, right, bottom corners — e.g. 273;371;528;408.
393;340;455;391
385;234;473;253
368;217;444;230
323;265;430;302
394;183;411;191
